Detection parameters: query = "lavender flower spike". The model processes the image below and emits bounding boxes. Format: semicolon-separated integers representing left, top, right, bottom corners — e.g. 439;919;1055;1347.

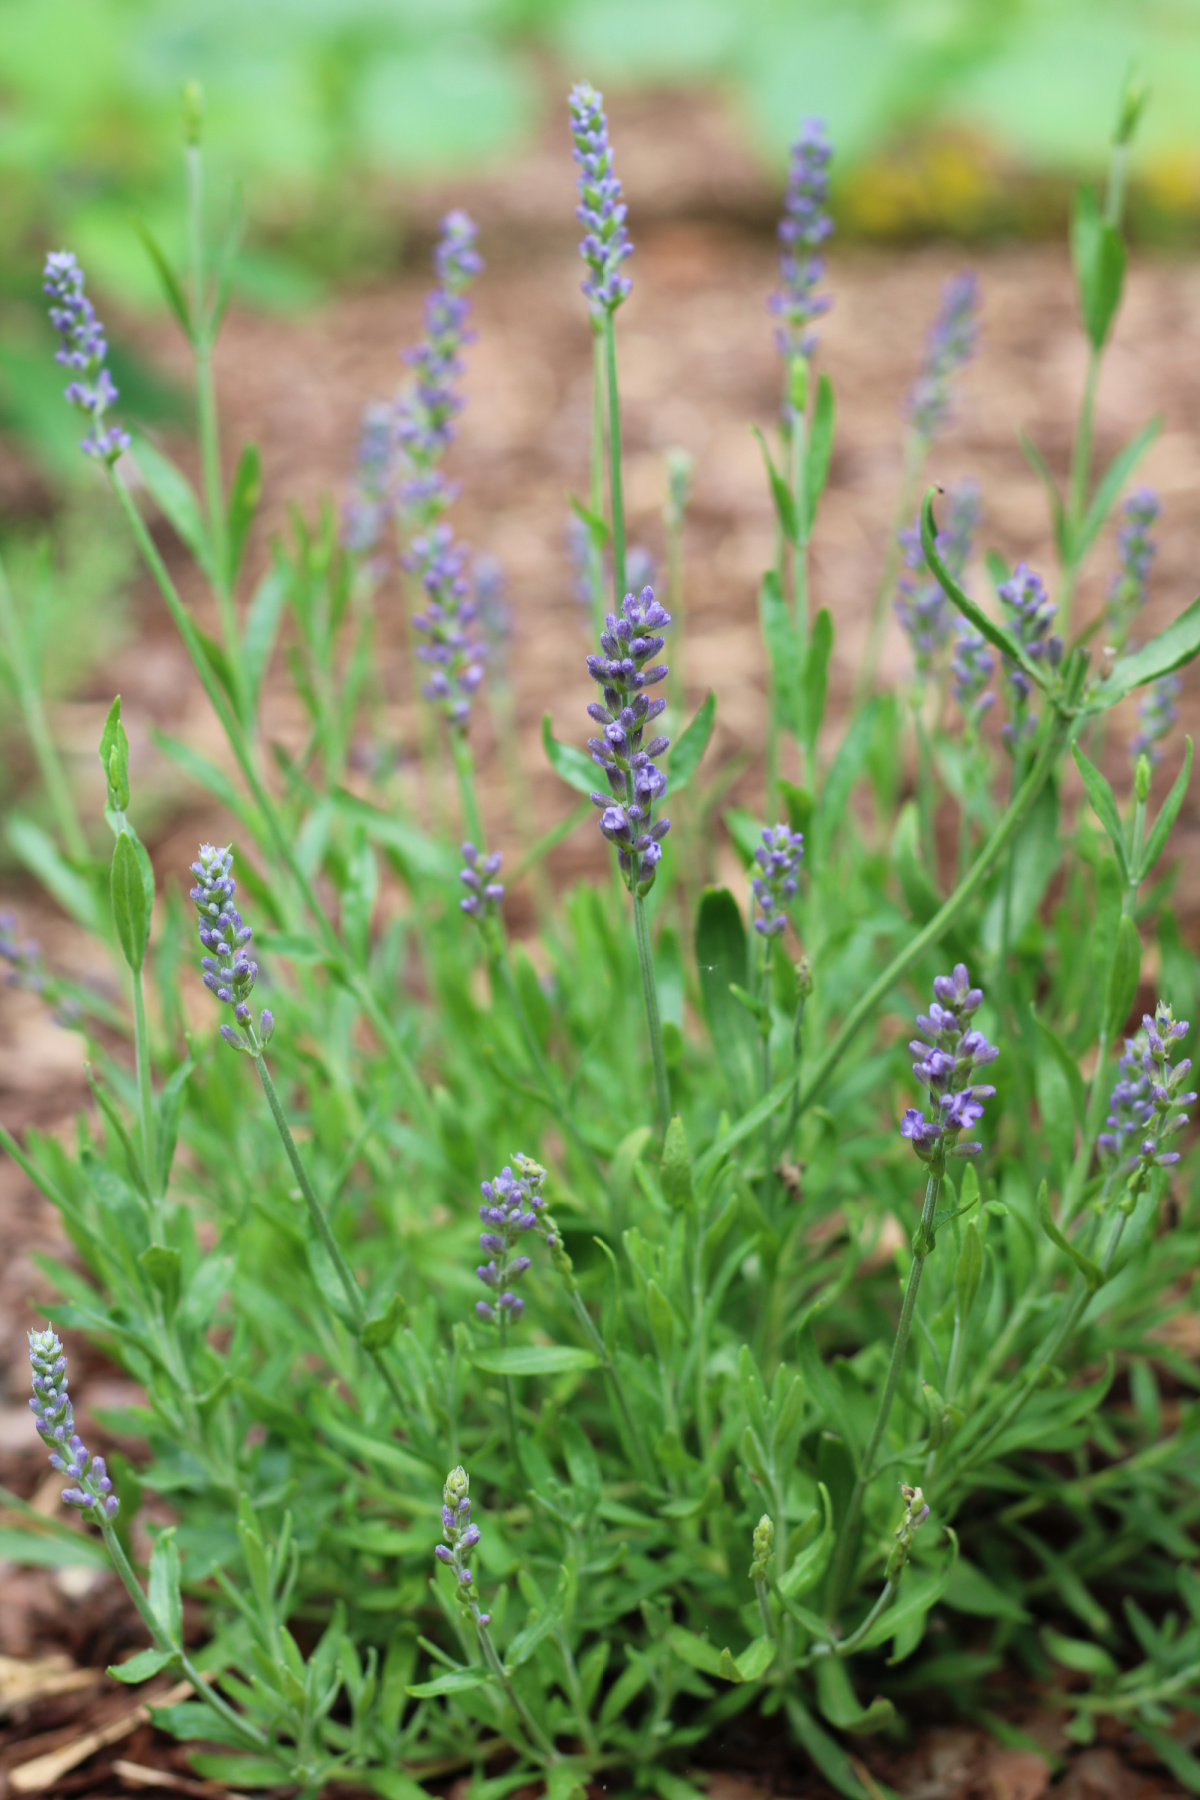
906;273;980;443
190;844;272;1053
475;1156;548;1324
586;585;672;893
900;964;998;1160
569;83;633;315
752;826;804;937
1106;487;1160;646
435;1465;491;1627
1131;673;1180;768
395;210;483;527
43;252;130;464
460;841;504;924
28;1327;118;1517
405;524;486;726
769;117;833;366
1098;1002;1194;1176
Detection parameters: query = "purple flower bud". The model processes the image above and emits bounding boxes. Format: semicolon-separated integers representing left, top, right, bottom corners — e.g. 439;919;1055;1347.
42;253;130;465
905;273;979;442
768;117;833;369
902;966;996;1158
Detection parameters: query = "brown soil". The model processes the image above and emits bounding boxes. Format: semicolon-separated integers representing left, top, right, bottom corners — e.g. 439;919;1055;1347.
1;85;1198;1798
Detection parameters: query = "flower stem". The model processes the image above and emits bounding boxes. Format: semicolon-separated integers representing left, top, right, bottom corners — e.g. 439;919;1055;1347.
132;970;159;1209
824;1150;944;1620
590;329;608;644
632;890;671;1136
603;309;626;604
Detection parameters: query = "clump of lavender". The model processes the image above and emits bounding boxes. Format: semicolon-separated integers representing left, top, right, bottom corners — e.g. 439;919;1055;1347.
1131;673;1180;767
43;252;130;464
900;964;998;1159
1099;1003;1194;1177
906;274;980;444
395;211;482;525
586;586;672;893
460;842;504;924
569;83;632;315
28;1328;118;1517
768;118;833;365
997;562;1061;748
475;1157;549;1324
752;826;804;936
1106;488;1160;647
434;1465;490;1626
190;844;272;1052
405;525;486;726
896;480;981;673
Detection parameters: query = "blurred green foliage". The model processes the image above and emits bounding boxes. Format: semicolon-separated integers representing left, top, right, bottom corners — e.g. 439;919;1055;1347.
3;0;1200;474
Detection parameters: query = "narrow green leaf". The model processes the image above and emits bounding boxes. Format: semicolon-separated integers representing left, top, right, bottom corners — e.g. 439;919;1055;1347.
1096;597;1200;705
1076;416;1161;564
1135;1724;1200;1795
110;830;149;972
405;1667;489;1699
920;492;1032;681
1036;1180;1102;1290
6;815;103;933
148;1528;183;1645
362;1294;407;1352
668;690;716;791
779;1483;834;1598
1071;186;1125;349
661;1114;695;1212
568;492;611;549
155;1058;193;1195
815;1656;895;1733
226;442;262;587
804;373;835;534
752;425;799;545
542;714;597;798
854;1529;959;1651
1139;737;1193;879
1104;914;1141;1043
1030;1006;1087;1125
695;886;758;1109
665;1623;722;1676
86;1067;149;1198
131;217;192;340
1072;745;1129;876
944;1557;1029;1622
759;571;803;738
803;607;833;749
471;1345;599;1376
954;1223;984;1321
138;1244;182;1311
133;434;214;579
109;1645;178;1684
241;562;289;723
1042;1627;1117;1678
734;1636;777;1682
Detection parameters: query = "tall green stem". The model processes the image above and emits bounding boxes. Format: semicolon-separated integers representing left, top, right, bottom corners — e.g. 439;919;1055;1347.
132;971;158;1207
0;553;89;861
185;141;233;655
632;890;670;1135
760;937;775;1214
589;330;608;643
98;1514;268;1748
450;730;485;848
824;1150;944;1620
603;310;626;604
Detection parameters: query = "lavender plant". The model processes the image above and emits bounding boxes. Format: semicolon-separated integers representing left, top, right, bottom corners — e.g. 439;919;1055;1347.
4;70;1200;1800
